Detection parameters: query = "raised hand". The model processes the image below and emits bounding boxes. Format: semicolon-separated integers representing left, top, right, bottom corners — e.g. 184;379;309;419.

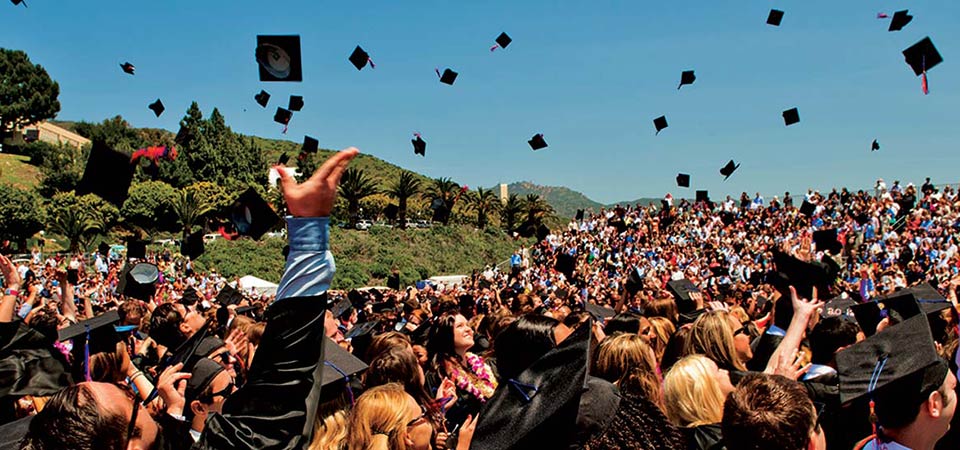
0;254;21;290
276;148;359;218
156;362;191;416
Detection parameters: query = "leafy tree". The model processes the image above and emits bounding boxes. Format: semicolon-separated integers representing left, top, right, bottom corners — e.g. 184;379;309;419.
0;184;46;250
501;193;524;232
524;193;554;223
0;49;60;136
338;168;380;227
73;116;145;153
386;171;421;229
170;187;215;240
467;187;501;230
121;181;178;232
47;192;101;253
423;177;461;225
34;141;88;198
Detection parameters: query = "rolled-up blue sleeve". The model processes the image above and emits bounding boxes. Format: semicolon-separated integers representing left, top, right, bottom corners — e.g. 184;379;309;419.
274;217;336;301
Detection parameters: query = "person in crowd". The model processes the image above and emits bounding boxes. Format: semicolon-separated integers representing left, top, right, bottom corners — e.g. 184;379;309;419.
663;355;736;450
592;333;664;409
722;373;826;450
425;313;497;428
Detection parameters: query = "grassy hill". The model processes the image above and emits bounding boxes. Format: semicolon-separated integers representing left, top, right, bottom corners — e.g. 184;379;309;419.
505;181;667;218
0;153;41;189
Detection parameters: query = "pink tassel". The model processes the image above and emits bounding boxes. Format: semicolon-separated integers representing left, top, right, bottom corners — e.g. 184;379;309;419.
877;12;888;19
490;44;499;52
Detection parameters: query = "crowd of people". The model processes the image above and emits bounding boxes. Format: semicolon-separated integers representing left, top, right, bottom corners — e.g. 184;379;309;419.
1;150;959;450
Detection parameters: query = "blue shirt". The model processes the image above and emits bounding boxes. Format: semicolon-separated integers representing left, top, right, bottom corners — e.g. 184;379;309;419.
275;217;336;301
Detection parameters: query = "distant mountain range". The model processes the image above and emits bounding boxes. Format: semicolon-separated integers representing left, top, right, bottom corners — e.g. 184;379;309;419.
505;182;664;219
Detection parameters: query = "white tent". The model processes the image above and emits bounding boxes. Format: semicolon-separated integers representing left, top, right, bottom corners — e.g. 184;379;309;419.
232;275;279;296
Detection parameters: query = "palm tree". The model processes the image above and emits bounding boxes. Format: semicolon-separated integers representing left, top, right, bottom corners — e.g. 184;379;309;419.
170;188;215;240
501;193;524;232
386;171;421;229
423;177;460;225
50;207;100;254
524;194;554;223
468;187;501;229
338;168;380;227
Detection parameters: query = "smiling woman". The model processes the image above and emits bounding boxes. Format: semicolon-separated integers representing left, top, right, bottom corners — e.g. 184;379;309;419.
425;313;497;429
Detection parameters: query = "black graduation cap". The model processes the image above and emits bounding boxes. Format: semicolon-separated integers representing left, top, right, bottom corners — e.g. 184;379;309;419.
667;279;700;314
302;135;319;153
117;263;159;301
58;310;122;345
799;200;816;217
148;99;164;117
821;295;857;320
555;253;576;280
235;305;260;318
216;284;244;306
223;187;282;240
767;9;784;26
11;0;26;7
494;32;512;50
696;190;709;203
782;107;799;126
349;46;373;71
676;173;690;188
98;242;111;258
288;95;304;112
812;228;842;255
902;37;943;76
330;297;353;319
387;272;401;291
624;267;643;295
438;68;458;85
346;321;379;340
719;160;739;180
120;62;135;75
321;336;367;387
412;133;426;156
472;319;593;449
184;358;225;404
653;116;668;135
180;286;202;307
836;316;950;427
678;70;696;89
851;301;883;337
278;153;290;165
76;141;135;207
871;139;880;151
575;209;585;221
584;302;616;321
536;224;551;242
383;204;398;221
126;239;148;259
770;250;836;300
256;35;303;82
888;10;913;32
254;90;270;108
528;133;548;150
274;107;292;126
180;230;205;259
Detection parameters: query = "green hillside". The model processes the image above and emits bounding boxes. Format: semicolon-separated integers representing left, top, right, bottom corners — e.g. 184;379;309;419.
507;182;604;219
0;153;41;189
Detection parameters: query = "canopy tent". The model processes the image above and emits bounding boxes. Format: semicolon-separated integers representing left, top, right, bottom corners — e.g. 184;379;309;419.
231;275;279;296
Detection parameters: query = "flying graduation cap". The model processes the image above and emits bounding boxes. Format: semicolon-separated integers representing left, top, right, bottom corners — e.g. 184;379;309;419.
180;230;205;259
719;160;739;180
903;37;942;95
349;46;375;70
218;187;282;240
148;99;165;117
871;139;880;151
274;107;293;132
888;10;913;32
120;62;135;75
254;90;270;108
288;95;304;111
76;140;135;207
653;116;668;135
117;262;159;301
256;35;303;82
278;153;290;165
412;133;426;156
676;173;690;188
528;133;548;150
302;135;319;153
437;68;458;85
11;0;28;7
678;70;696;89
782;107;800;126
491;32;512;51
767;9;784;26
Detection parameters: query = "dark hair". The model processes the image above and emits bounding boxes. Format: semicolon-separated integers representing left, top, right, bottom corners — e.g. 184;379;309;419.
722;374;816;450
20;384;132;450
148;303;185;348
604;312;643;335
494;315;558;381
365;331;411;363
28;311;59;341
364;348;433;407
117;301;147;328
581;392;687;450
808;317;858;365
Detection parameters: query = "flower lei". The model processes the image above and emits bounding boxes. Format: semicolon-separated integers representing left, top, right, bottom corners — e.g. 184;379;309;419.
449;352;498;403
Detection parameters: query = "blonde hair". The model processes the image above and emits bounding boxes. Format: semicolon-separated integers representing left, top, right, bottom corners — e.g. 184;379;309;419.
663;355;726;428
309;410;348;450
647;316;676;363
345;383;413;450
593;334;664;410
683;311;746;371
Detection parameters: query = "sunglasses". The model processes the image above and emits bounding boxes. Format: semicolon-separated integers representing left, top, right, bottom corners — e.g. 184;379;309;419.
199;381;235;404
406;403;429;429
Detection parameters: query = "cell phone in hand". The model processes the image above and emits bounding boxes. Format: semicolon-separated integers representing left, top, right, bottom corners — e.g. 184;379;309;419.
66;269;79;285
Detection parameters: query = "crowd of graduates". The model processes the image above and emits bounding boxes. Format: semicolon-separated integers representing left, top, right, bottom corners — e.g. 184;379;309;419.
1;149;958;450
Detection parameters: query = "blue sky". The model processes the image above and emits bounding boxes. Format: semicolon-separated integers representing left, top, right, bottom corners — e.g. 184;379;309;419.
3;0;958;204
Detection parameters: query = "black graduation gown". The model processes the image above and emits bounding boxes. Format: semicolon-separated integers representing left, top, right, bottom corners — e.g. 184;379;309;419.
683;423;724;450
195;295;328;450
746;332;782;372
0;321;72;424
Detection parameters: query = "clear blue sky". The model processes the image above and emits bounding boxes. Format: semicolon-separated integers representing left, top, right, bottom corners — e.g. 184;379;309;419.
3;0;958;204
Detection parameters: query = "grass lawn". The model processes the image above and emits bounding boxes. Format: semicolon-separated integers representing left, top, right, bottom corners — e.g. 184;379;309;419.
0;153;41;189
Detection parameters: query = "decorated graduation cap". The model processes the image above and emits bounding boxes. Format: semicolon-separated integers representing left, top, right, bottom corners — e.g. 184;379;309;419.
288;95;304;112
678;70;696;89
888;10;912;32
676;173;690;188
767;9;784;26
58;310;132;381
667;279;700;314
782;107;800;126
528;133;548;150
437;68;458;85
181;230;205;259
117;262;159;301
821;295;857;320
812;228;842;255
719;160;739;180
254;90;270;108
302;135;319;153
219;187;281;240
491;32;512;51
837;316;950;433
653;116;668;135
412;133;426;156
903;37;942;95
148;99;165;117
472;318;594;450
256;35;303;82
76;140;135;207
120;62;135;75
349;45;375;71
